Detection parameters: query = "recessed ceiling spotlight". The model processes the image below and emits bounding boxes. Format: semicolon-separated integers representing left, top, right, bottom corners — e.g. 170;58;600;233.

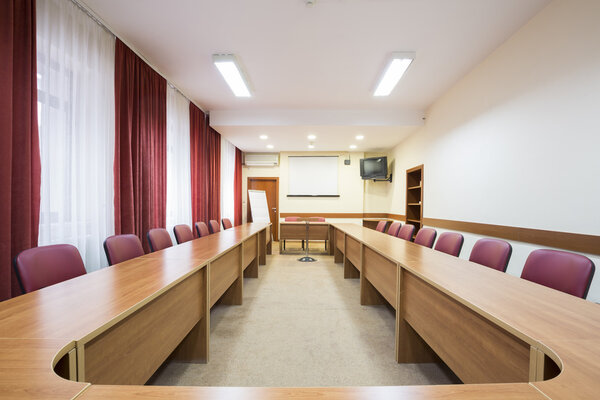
349;144;357;149
374;52;415;97
356;135;364;140
307;134;317;140
266;144;274;149
259;134;268;140
308;144;315;149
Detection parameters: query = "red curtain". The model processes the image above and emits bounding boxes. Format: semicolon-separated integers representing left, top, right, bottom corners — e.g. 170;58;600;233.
0;0;41;300
234;148;242;225
190;104;220;234
114;39;167;252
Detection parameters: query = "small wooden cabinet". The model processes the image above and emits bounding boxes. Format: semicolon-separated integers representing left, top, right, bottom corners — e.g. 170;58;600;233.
405;165;424;236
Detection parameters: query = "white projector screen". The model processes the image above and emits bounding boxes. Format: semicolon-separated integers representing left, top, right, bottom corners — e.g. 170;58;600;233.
288;156;339;196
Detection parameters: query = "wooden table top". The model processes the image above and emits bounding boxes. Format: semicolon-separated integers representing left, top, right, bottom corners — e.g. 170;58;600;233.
0;222;596;399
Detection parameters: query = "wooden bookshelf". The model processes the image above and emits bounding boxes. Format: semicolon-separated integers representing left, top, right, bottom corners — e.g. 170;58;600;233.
405;165;424;236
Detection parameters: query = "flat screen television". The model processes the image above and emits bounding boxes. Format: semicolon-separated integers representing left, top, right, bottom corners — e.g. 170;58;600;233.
360;156;388;180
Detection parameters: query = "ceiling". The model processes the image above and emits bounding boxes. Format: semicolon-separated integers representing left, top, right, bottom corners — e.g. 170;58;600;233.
79;0;550;152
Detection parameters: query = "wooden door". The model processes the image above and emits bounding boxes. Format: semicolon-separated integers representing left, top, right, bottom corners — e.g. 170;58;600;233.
247;177;279;241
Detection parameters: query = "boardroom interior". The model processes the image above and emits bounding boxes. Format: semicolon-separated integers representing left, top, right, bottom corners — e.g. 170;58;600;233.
1;0;599;399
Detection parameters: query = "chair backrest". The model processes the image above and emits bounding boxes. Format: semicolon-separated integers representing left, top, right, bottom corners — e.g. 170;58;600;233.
469;238;512;272
414;228;437;248
147;228;173;252
104;234;145;265
173;224;194;244
397;224;415;241
222;218;233;230
434;232;464;257
284;216;300;222
195;221;210;238
387;222;402;237
308;217;326;222
375;221;389;233
14;244;86;293
208;220;221;234
521;249;595;298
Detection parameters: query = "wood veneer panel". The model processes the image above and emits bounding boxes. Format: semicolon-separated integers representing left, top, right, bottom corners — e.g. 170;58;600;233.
82;271;204;385
243;235;257;269
402;271;530;384
210;246;242;307
424;217;600;256
279;223;307;239
280;212;365;218
259;228;266;265
335;229;345;254
362;247;397;308
345;236;361;270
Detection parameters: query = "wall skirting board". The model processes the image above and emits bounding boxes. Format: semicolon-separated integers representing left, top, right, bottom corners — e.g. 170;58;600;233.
279;212;406;220
280;213;600;255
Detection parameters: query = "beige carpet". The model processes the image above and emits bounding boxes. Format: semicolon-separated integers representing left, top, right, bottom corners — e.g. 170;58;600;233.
149;242;459;387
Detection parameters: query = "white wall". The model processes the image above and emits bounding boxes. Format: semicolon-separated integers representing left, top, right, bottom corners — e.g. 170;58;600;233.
363;152;394;214
279;151;364;215
386;0;600;301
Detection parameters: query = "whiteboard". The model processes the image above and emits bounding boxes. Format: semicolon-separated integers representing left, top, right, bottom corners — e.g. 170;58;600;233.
248;190;270;223
288;156;339;196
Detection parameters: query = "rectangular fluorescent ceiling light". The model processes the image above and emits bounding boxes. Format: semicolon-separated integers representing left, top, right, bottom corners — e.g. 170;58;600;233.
374;52;415;97
213;54;251;97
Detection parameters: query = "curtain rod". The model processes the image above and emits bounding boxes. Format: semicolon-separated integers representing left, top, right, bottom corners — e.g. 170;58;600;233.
69;0;208;114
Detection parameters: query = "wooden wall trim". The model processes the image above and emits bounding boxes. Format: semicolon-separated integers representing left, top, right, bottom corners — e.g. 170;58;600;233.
423;217;600;256
281;212;600;255
280;213;364;218
279;212;406;219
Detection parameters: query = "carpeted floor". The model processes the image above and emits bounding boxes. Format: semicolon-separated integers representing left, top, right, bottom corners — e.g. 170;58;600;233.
148;242;459;387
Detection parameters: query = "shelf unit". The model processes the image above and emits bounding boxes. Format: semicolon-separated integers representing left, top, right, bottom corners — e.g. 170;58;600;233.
405;165;424;236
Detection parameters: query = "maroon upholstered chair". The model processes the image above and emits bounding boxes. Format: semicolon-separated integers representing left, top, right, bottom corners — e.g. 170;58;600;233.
520;249;595;298
469;238;512;272
375;221;389;233
13;244;86;293
414;228;437;248
173;224;194;244
397;224;415;241
222;218;233;230
147;228;173;252
195;222;210;238
387;222;402;237
104;234;145;265
208;220;221;234
434;232;464;257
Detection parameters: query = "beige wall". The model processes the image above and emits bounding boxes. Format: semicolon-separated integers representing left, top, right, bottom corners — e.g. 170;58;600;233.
383;0;600;301
362;152;394;214
244;0;600;299
242;151;365;224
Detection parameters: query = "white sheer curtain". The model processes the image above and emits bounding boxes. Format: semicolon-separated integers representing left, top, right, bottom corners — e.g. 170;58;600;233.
166;86;192;241
36;0;115;272
221;137;236;224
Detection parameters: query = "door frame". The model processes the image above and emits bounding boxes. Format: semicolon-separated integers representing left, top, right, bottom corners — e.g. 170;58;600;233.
247;177;279;241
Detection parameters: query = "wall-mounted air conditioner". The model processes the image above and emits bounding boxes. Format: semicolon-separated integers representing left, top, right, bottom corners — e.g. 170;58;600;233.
243;153;279;166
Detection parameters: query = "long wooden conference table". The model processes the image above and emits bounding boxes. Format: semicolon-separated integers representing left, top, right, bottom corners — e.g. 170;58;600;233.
0;222;598;399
